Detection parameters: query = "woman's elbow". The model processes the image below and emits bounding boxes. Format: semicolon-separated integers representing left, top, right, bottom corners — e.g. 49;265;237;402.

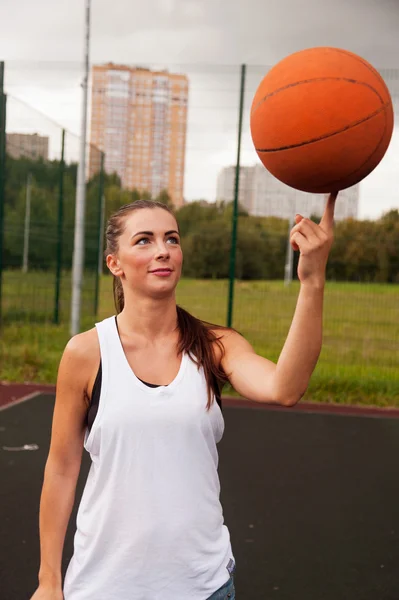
278;389;306;407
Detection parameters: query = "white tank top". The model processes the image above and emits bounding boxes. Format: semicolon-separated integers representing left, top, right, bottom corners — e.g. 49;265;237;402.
63;315;235;600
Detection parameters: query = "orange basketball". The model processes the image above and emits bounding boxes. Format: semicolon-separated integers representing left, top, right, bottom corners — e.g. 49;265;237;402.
250;47;394;193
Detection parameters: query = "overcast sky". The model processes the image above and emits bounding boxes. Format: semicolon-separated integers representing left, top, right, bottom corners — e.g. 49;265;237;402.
1;0;399;219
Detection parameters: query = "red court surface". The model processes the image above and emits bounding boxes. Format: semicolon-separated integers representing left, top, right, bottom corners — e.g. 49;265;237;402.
0;381;56;409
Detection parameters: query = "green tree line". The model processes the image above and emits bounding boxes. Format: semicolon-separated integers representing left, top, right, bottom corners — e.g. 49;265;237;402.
3;155;399;282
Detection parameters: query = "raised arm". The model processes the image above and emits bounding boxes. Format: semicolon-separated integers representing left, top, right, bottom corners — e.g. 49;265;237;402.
221;192;338;407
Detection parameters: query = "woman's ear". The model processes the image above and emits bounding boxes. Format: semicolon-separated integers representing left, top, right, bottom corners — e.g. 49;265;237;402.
106;254;123;277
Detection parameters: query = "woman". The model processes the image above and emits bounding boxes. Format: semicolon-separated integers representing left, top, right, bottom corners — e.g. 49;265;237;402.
31;193;337;600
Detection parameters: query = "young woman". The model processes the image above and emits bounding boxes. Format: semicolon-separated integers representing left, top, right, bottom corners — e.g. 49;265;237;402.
31;193;337;600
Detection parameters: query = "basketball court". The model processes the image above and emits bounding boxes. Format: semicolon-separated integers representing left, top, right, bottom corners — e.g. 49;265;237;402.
1;388;399;600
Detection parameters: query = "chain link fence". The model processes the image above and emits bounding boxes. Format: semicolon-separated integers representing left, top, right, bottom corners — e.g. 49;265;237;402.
0;90;104;326
0;60;398;400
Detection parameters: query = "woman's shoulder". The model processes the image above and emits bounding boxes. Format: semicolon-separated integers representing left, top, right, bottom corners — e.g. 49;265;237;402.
209;325;241;342
64;327;101;404
208;325;242;363
66;326;100;357
64;327;100;379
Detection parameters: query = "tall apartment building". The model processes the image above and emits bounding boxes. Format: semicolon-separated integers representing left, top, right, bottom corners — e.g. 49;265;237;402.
89;64;188;208
216;164;359;221
6;133;49;160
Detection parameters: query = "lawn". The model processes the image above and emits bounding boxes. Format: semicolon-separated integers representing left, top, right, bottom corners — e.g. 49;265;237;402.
1;273;398;406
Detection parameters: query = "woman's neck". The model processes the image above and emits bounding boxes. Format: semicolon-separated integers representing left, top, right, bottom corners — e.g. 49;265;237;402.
117;298;178;342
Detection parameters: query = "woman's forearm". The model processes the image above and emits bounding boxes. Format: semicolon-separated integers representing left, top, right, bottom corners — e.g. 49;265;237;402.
37;464;78;586
274;282;324;405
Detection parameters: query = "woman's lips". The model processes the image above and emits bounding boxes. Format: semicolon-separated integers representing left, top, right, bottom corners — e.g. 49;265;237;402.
150;269;172;276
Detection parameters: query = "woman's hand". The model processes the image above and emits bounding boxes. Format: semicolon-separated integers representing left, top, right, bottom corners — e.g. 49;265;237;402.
290;191;338;287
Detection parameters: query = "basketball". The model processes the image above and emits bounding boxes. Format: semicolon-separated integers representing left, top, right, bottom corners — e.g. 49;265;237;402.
250;47;394;193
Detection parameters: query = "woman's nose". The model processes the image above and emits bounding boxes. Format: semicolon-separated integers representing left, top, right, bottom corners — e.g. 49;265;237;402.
155;243;170;257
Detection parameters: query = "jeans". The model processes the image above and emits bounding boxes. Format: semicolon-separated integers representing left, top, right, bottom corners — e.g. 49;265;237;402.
207;575;235;600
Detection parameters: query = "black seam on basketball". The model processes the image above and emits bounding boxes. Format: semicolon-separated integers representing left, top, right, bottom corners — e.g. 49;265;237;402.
296;47;383;82
306;111;389;191
251;77;385;116
256;102;389;152
327;48;391;99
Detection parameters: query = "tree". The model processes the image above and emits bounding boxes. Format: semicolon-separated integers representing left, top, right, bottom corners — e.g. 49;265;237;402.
182;221;231;278
156;189;173;208
175;201;221;237
3;155;397;283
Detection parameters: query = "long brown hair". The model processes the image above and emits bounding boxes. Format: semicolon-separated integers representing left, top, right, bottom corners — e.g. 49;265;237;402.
104;200;234;410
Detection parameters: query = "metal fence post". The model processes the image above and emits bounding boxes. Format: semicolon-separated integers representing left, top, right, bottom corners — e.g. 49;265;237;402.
227;64;246;328
0;62;6;329
54;129;65;324
94;151;104;316
22;173;32;273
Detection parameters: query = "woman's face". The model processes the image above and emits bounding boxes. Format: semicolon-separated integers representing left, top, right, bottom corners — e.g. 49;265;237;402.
109;208;183;296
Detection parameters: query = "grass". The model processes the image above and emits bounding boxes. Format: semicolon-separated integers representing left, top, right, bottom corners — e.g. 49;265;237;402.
1;273;398;407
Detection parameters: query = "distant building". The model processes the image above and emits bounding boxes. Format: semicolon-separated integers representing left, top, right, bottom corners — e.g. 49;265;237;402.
89;63;188;208
216;166;254;211
216;164;359;221
6;133;49;161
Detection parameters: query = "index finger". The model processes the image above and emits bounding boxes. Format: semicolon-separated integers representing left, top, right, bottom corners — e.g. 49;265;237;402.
320;191;339;230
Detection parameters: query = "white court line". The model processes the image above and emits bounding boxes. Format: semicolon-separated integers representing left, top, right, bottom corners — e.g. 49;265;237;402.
0;391;45;412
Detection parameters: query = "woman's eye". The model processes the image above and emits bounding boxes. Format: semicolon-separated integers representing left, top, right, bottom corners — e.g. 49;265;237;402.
136;236;180;245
